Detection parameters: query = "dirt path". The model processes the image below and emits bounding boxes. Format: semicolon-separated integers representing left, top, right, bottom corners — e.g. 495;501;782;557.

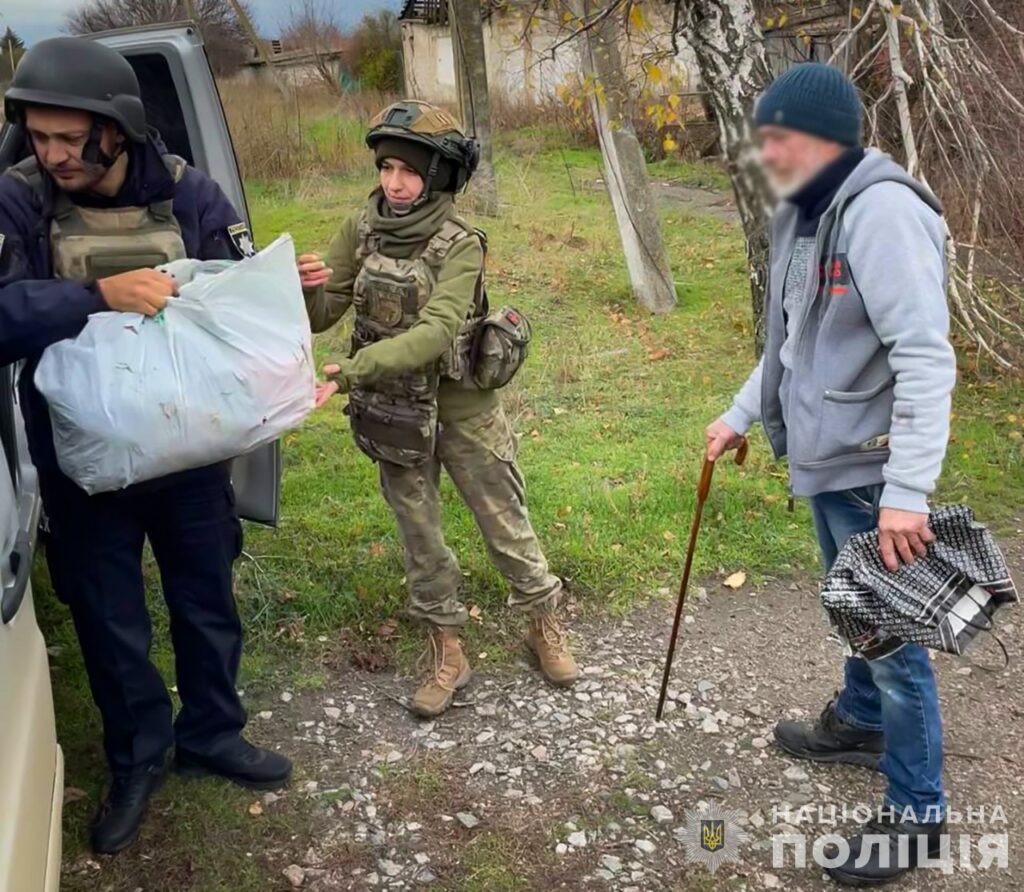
59;520;1022;892
584;178;740;224
122;527;1017;891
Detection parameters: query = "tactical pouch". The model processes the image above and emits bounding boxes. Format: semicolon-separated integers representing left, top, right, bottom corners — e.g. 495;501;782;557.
347;389;438;468
470;306;532;391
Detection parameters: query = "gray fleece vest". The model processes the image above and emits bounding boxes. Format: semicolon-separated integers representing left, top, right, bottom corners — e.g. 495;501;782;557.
761;150;946;497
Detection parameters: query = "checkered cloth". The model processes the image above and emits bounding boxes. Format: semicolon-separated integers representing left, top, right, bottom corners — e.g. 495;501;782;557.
821;505;1018;659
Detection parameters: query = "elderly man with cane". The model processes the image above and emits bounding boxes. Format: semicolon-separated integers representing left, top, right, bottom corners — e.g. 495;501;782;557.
705;63;957;885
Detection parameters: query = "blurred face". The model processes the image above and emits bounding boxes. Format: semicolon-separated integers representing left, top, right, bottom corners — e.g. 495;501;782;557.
24;105;122;192
758;126;845;198
379;157;425;210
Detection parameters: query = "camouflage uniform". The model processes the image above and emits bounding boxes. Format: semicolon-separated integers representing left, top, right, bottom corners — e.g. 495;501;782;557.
303;102;560;629
379;401;561;627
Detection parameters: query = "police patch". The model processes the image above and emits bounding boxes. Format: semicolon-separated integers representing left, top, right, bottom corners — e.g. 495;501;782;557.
227;222;256;258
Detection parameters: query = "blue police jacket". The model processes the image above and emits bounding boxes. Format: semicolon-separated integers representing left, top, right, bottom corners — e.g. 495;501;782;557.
0;133;253;488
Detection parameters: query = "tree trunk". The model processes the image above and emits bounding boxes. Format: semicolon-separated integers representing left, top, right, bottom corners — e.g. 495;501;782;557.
675;0;773;352
448;0;498;216
581;0;677;315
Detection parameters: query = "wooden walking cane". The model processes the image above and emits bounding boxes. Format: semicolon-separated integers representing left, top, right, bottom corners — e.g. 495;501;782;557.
655;438;749;721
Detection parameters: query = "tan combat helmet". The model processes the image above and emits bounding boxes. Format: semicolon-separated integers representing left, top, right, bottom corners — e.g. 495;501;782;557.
366;100;480;193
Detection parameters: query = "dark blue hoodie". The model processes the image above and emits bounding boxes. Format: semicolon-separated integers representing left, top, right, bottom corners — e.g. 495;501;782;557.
0;133;252;485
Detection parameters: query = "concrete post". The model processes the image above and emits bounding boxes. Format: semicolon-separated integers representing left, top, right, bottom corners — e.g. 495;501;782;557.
580;0;676;314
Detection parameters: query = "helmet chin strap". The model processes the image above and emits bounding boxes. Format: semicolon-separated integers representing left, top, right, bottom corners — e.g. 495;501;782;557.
81;119;124;171
409;150;441;210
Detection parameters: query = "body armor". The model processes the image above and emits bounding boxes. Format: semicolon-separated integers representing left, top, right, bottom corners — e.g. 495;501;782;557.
5;154;188;282
347;211;485;468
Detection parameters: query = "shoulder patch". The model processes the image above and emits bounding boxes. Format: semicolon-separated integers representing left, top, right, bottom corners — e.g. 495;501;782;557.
227;222;256;258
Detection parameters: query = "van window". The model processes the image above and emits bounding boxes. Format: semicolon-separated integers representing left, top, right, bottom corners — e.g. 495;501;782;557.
124;53;194;164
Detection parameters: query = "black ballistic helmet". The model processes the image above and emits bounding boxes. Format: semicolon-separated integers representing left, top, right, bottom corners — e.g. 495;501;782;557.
4;37;147;143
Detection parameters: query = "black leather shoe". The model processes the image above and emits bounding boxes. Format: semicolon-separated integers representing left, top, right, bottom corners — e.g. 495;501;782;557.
174;737;292;790
90;762;166;855
825;815;946;886
775;695;884;770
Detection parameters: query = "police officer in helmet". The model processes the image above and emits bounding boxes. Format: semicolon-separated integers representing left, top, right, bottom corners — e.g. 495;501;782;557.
0;37;291;854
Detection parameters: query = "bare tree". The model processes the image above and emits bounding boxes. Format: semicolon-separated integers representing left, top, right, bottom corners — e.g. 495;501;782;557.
831;0;1024;367
449;0;499;216
281;0;348;94
66;0;258;75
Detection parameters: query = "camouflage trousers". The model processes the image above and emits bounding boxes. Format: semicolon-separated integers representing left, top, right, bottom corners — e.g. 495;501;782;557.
378;402;561;628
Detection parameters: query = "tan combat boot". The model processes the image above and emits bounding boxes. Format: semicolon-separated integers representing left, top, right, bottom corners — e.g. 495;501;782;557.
412;626;472;718
526;607;580;687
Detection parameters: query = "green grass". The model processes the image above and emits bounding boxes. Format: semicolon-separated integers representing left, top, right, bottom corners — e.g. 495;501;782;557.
39;132;1024;890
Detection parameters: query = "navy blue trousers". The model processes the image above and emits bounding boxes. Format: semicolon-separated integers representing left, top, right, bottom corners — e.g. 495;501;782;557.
42;465;247;776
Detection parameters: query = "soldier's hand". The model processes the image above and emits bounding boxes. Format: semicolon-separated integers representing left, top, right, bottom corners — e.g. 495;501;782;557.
97;269;178;316
705;419;745;462
315;363;342;408
298;252;332;290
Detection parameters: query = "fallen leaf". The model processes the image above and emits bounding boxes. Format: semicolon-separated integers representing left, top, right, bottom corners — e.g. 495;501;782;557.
377;618;398;639
469;605;483;620
351;648;389;672
647;348;670;362
64;787;88;805
723;571;747;589
663;530;677;542
248;801;263;816
369;542;386;557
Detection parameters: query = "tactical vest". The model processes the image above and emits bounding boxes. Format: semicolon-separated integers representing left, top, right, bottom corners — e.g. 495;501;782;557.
5;154;188;282
346;211;486;468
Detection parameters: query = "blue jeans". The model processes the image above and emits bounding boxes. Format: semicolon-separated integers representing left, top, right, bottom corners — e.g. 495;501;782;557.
811;485;945;822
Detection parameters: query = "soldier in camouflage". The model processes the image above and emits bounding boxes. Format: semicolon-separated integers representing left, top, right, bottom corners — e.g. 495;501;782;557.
298;101;580;717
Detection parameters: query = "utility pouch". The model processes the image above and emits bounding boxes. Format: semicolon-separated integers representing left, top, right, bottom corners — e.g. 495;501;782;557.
347;390;437;468
470;306;532;391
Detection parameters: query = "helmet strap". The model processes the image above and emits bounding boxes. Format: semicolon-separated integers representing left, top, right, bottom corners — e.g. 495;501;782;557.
412;150;442;209
81;119;122;170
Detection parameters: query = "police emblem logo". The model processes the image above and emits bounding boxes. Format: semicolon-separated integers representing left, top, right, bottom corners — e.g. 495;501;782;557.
682;803;749;875
701;818;725;852
227;222;256;258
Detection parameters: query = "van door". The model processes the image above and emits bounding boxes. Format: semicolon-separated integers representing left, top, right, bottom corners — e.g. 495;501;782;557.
91;23;283;525
0;366;63;892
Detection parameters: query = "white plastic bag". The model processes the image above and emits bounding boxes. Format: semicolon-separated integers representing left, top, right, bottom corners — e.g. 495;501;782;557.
36;234;315;494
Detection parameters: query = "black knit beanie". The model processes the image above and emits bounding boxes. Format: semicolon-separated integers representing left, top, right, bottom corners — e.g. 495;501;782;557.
373;137;456;192
754;63;863;147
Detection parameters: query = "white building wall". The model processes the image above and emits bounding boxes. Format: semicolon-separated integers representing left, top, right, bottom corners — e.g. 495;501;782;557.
401;12;701;108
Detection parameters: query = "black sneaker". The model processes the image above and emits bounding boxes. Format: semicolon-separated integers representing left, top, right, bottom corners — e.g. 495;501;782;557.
90;762;166;855
174;737;292;791
825;813;946;886
774;695;884;770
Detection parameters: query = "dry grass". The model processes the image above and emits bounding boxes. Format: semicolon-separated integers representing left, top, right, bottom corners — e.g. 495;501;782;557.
218;80;398;181
216;80;709;186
